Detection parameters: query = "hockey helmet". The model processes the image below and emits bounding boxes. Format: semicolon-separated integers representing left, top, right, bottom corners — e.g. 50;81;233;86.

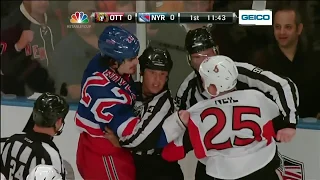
185;27;219;66
199;55;238;97
33;92;69;128
98;26;140;63
139;46;173;73
26;165;62;180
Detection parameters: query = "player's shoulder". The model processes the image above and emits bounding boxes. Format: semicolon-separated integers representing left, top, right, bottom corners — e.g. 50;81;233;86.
233;89;265;97
228;89;269;102
150;90;173;105
176;71;196;97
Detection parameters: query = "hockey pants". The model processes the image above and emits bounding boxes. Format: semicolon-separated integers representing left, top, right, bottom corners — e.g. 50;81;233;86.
77;132;135;180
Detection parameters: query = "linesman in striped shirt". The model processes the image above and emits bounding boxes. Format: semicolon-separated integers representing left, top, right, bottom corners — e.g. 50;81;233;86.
1;92;69;180
106;46;185;180
176;27;299;179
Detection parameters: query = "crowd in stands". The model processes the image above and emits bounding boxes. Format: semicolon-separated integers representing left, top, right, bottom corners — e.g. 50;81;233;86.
1;0;319;119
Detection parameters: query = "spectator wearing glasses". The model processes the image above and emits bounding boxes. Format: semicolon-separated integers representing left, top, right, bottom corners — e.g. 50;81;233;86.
251;5;320;119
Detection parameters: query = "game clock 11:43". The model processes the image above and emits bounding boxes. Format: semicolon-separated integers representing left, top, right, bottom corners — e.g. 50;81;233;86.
180;12;236;24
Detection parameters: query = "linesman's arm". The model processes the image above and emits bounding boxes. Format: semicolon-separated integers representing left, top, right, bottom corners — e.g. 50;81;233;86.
235;62;299;128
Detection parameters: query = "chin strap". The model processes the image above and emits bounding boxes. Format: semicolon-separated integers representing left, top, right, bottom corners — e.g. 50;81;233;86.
54;122;64;136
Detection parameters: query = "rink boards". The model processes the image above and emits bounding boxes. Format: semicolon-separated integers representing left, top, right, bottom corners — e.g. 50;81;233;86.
1;101;319;180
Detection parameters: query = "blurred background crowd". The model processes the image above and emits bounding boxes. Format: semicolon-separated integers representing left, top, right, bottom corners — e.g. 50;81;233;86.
1;0;319;119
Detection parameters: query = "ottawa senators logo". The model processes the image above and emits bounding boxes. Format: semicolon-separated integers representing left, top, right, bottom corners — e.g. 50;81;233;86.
96;12;108;23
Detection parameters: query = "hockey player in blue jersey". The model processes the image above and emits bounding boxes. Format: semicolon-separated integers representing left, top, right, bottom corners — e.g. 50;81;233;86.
75;26;187;180
75;26;140;180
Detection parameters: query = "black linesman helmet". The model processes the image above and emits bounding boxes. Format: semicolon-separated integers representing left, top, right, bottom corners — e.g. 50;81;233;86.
185;27;219;65
139;46;173;73
33;92;69;128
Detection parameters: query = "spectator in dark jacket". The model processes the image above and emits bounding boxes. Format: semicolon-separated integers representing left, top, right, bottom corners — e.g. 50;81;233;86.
251;5;320;118
1;0;62;96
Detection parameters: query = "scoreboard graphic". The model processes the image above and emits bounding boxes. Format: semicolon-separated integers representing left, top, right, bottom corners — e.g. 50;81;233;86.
90;12;238;24
89;11;273;26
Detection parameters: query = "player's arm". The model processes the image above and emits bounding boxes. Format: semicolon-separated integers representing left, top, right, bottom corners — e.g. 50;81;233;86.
235;62;299;128
82;83;184;149
122;93;185;150
118;101;186;149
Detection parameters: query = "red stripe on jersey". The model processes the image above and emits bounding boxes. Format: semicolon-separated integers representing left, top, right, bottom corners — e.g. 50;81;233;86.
121;117;140;136
188;118;206;159
162;141;185;162
75;116;105;136
262;120;276;145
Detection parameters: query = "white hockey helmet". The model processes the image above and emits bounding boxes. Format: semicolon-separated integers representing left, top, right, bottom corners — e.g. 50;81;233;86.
199;55;238;97
26;165;62;180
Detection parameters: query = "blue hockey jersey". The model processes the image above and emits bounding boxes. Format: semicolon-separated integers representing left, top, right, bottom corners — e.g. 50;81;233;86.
75;54;186;149
75;54;139;140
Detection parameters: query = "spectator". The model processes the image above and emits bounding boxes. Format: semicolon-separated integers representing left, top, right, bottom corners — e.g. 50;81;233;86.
51;1;98;101
1;0;61;96
251;5;320;118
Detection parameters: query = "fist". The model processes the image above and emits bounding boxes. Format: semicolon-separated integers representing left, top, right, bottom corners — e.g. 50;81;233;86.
178;110;190;126
16;30;34;50
276;128;296;143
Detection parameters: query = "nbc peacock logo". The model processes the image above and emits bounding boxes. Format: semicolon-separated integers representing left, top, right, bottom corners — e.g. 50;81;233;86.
70;11;89;24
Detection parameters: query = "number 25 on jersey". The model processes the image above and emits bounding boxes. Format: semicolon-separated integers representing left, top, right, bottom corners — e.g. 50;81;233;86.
201;106;264;151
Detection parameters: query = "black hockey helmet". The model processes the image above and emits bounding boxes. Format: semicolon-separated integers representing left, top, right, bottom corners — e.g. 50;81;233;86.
139;46;173;73
185;27;219;55
33;92;69;128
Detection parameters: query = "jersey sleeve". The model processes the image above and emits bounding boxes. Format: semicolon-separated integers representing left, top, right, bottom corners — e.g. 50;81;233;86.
235;62;299;127
78;81;140;140
121;93;184;150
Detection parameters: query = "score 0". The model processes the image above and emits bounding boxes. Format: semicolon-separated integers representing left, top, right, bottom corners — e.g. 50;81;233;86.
123;13;136;23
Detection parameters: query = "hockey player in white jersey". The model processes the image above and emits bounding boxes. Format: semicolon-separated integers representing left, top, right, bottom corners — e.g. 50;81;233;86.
164;55;296;180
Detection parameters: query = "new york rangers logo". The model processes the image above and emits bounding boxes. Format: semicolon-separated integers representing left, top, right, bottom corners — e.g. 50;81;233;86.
278;155;305;180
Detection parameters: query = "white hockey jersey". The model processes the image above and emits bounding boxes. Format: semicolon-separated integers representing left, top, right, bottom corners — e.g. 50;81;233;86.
187;89;280;179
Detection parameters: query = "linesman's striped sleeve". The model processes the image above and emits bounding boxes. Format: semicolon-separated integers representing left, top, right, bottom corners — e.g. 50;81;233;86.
235;62;299;126
120;90;176;149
